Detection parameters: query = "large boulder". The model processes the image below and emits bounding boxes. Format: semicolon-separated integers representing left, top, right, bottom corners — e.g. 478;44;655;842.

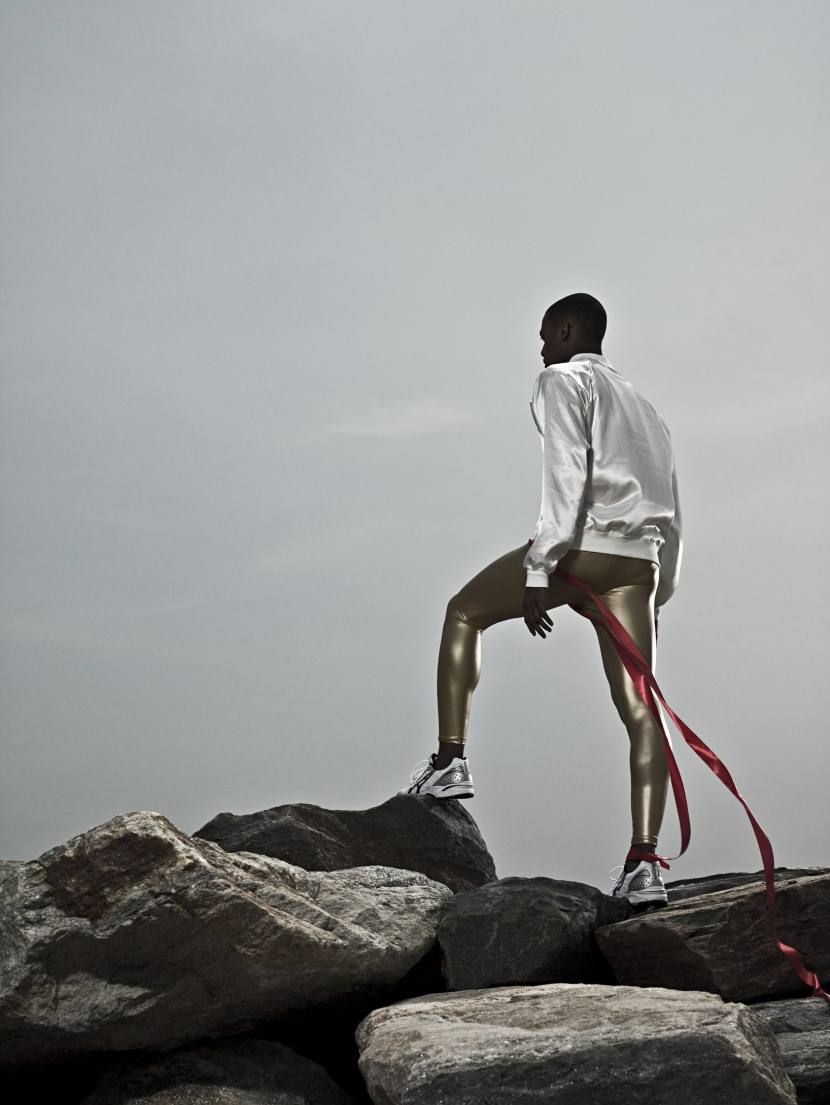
665;868;830;905
194;794;496;894
595;872;830;1003
747;997;830;1105
355;983;797;1104
0;811;451;1072
437;877;631;990
81;1040;352;1104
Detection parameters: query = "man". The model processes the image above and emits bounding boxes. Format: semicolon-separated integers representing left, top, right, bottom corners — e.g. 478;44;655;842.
398;293;682;907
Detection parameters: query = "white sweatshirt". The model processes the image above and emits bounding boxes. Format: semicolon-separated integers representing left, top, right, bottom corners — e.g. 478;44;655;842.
522;353;682;611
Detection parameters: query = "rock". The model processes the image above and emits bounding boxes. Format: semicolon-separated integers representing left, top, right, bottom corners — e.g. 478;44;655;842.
665;868;830;904
0;811;451;1072
437;877;631;990
81;1039;352;1104
747;997;830;1104
595;872;830;1003
355;982;797;1104
194;794;496;894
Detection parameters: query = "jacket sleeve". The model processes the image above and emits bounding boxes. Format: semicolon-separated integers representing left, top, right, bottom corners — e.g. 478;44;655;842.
655;457;682;610
523;370;591;586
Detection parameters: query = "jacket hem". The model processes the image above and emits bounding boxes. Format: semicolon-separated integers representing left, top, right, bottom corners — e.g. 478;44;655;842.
570;530;661;563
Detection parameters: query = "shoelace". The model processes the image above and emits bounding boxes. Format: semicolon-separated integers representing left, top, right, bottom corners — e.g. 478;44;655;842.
608;860;656;890
408;758;436;792
608;863;635;890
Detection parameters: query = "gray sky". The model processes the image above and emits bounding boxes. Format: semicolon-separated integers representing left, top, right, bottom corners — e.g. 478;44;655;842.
2;1;828;892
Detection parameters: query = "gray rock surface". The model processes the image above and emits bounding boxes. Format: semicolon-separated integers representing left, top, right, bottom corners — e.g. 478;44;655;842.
0;811;451;1072
81;1039;352;1104
748;997;830;1105
665;867;830;904
355;982;797;1104
194;794;496;894
437;876;631;990
595;872;830;1003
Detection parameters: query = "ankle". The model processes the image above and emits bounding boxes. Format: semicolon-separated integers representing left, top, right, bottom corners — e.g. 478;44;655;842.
435;741;465;768
624;842;657;872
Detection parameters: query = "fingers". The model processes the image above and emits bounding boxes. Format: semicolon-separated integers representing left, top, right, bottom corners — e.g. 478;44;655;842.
525;616;546;638
522;595;554;638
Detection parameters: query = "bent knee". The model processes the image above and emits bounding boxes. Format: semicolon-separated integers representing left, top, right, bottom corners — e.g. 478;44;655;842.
445;592;482;631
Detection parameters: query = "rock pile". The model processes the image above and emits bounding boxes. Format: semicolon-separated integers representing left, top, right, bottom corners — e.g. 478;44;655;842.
0;797;827;1104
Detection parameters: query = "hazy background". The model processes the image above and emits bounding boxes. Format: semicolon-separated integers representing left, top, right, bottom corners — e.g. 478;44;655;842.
2;1;828;890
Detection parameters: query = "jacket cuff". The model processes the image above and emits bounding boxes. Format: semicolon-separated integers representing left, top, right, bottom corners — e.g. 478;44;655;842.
525;569;550;588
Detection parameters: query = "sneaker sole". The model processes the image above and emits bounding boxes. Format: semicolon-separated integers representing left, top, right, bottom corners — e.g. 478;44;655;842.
400;786;475;799
627;888;668;906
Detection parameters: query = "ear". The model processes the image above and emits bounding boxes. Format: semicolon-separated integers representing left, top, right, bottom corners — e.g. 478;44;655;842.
560;320;571;341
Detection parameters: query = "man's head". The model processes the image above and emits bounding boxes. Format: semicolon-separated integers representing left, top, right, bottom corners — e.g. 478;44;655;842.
540;293;607;367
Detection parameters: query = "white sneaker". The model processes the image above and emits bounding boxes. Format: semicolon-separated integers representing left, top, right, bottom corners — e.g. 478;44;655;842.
397;753;474;799
609;860;668;907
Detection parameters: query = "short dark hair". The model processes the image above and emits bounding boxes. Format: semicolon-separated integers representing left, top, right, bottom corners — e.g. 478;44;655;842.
544;293;607;344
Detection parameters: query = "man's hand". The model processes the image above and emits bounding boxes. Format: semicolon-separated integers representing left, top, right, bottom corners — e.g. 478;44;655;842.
523;586;553;638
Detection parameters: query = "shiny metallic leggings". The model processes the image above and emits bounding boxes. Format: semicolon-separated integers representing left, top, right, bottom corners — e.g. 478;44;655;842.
438;545;669;846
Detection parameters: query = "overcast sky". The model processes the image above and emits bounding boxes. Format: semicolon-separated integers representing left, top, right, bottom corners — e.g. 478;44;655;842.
1;1;828;892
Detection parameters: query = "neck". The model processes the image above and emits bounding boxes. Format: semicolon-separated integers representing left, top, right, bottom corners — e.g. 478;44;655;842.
570;345;603;358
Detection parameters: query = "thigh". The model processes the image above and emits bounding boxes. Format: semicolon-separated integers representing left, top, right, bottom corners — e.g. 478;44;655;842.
588;572;657;714
596;558;658;665
450;544;578;632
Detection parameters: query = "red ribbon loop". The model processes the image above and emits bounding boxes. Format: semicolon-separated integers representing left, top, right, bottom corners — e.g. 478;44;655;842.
549;561;829;1007
626;846;672;870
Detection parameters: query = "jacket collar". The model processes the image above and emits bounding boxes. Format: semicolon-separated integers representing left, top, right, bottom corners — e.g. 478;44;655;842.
569;352;619;375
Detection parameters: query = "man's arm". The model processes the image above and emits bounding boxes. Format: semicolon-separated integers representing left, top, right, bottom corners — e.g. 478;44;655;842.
522;370;591;636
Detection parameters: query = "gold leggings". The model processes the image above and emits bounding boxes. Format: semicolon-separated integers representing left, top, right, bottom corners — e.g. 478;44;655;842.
437;545;669;846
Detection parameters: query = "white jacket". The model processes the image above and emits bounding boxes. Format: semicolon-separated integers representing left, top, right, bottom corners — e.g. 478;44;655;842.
522;354;682;611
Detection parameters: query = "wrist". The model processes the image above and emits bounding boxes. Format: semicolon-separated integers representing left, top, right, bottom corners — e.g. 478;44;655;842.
525;569;549;588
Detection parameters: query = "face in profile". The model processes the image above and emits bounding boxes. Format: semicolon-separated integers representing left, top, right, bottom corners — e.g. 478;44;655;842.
539;314;564;367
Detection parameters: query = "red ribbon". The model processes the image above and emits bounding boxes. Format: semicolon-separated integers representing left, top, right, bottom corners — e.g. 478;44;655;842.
530;544;827;1005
